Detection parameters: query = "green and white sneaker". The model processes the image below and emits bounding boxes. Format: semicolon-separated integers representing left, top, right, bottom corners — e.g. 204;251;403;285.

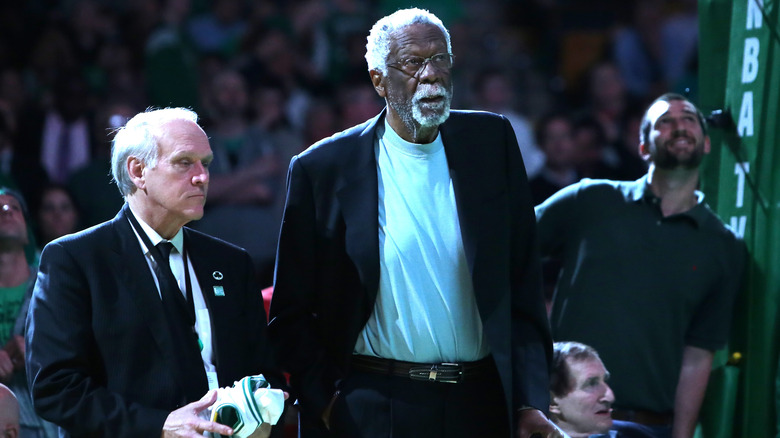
207;374;285;438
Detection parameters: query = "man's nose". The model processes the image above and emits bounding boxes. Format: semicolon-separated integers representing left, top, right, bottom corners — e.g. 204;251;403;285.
416;60;443;82
603;384;616;403
192;163;209;185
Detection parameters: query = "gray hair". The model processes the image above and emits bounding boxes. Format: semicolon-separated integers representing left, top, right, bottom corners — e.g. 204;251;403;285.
551;341;602;397
365;8;452;76
110;107;199;197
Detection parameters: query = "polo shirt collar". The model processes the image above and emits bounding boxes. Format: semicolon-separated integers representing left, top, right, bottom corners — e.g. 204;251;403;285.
622;175;708;227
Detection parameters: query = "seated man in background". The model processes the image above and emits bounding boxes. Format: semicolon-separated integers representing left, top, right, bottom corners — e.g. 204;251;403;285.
551;342;653;438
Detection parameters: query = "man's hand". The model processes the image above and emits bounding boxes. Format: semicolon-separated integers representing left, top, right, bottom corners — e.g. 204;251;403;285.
516;408;568;438
0;350;13;382
5;335;25;370
162;390;234;438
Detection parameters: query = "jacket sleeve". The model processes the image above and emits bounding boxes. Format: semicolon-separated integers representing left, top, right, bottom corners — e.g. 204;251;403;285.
25;241;169;437
267;156;335;429
503;115;553;416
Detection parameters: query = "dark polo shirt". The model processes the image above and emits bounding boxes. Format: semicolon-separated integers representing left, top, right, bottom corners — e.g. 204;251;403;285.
535;176;745;413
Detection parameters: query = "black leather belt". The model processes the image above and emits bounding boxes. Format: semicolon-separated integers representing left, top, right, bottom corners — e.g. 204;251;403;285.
350;354;494;384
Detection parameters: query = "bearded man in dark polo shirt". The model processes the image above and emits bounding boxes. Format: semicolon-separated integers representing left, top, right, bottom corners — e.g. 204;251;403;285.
535;93;745;438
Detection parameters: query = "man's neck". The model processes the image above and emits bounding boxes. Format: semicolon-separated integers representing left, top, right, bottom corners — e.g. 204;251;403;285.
386;111;439;144
0;247;30;288
127;198;185;240
646;164;701;217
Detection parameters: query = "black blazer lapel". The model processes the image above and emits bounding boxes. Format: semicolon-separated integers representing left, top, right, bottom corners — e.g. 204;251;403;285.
440;117;481;275
111;207;188;391
337;113;382;308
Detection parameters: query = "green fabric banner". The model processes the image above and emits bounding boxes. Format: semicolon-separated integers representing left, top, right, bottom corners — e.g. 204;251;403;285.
698;0;780;436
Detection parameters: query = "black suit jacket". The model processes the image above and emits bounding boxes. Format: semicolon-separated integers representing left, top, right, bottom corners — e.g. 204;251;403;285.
25;206;277;437
268;110;552;435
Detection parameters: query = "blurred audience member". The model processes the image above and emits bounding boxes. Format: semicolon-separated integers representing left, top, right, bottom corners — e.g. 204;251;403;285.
582;61;629;147
612;107;649;181
187;0;248;57
194;68;281;285
27;72;96;185
571;114;620;180
34;184;81;248
144;0;200;111
0;110;49;213
471;67;544;178
612;0;667;101
530;111;579;205
0;188;56;437
336;82;384;130
68;98;133;227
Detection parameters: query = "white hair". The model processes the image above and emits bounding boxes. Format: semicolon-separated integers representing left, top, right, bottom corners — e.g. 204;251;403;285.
110;107;199;197
365;8;452;75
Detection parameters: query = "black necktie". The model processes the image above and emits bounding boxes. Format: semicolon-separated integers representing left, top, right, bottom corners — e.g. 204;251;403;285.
154;241;208;403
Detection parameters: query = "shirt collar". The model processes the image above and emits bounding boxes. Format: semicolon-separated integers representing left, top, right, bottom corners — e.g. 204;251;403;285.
622;175;708;227
128;205;184;254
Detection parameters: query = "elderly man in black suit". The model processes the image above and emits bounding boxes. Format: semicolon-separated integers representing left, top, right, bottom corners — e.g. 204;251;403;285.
26;107;282;437
268;8;561;438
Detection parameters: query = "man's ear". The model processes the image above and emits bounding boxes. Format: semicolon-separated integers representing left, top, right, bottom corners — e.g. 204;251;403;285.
638;142;651;162
369;69;386;98
127;156;146;190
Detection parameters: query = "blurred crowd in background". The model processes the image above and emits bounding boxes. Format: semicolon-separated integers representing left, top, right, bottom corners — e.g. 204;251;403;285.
0;0;699;286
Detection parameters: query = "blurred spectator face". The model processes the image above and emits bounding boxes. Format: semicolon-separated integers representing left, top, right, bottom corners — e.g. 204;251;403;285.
339;85;383;129
212;70;248;116
304;100;338;145
0;194;28;245
38;187;79;244
550;357;615;437
253;86;285;126
573;125;604;168
589;63;625;114
540;117;576;170
477;72;514;110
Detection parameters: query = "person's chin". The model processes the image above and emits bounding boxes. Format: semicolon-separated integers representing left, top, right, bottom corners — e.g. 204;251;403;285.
594;415;613;433
415;107;450;128
183;206;205;221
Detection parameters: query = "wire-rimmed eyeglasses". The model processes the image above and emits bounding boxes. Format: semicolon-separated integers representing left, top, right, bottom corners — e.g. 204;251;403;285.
387;53;454;77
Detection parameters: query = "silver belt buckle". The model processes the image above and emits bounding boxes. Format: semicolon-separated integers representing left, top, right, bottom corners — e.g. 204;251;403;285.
409;363;462;383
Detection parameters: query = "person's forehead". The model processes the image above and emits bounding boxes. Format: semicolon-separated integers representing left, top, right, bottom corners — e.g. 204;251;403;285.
568;357;606;379
158;120;210;151
390;23;446;54
646;99;696;122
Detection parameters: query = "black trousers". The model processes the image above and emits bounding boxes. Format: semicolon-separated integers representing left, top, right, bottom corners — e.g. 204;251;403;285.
327;364;510;438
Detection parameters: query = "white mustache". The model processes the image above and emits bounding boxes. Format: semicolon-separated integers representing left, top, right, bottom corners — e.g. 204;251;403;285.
414;84;448;100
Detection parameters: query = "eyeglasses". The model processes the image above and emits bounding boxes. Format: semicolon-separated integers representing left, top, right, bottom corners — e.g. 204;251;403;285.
387;53;454;77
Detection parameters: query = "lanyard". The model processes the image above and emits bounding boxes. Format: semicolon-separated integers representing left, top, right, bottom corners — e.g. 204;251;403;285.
125;206;196;327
